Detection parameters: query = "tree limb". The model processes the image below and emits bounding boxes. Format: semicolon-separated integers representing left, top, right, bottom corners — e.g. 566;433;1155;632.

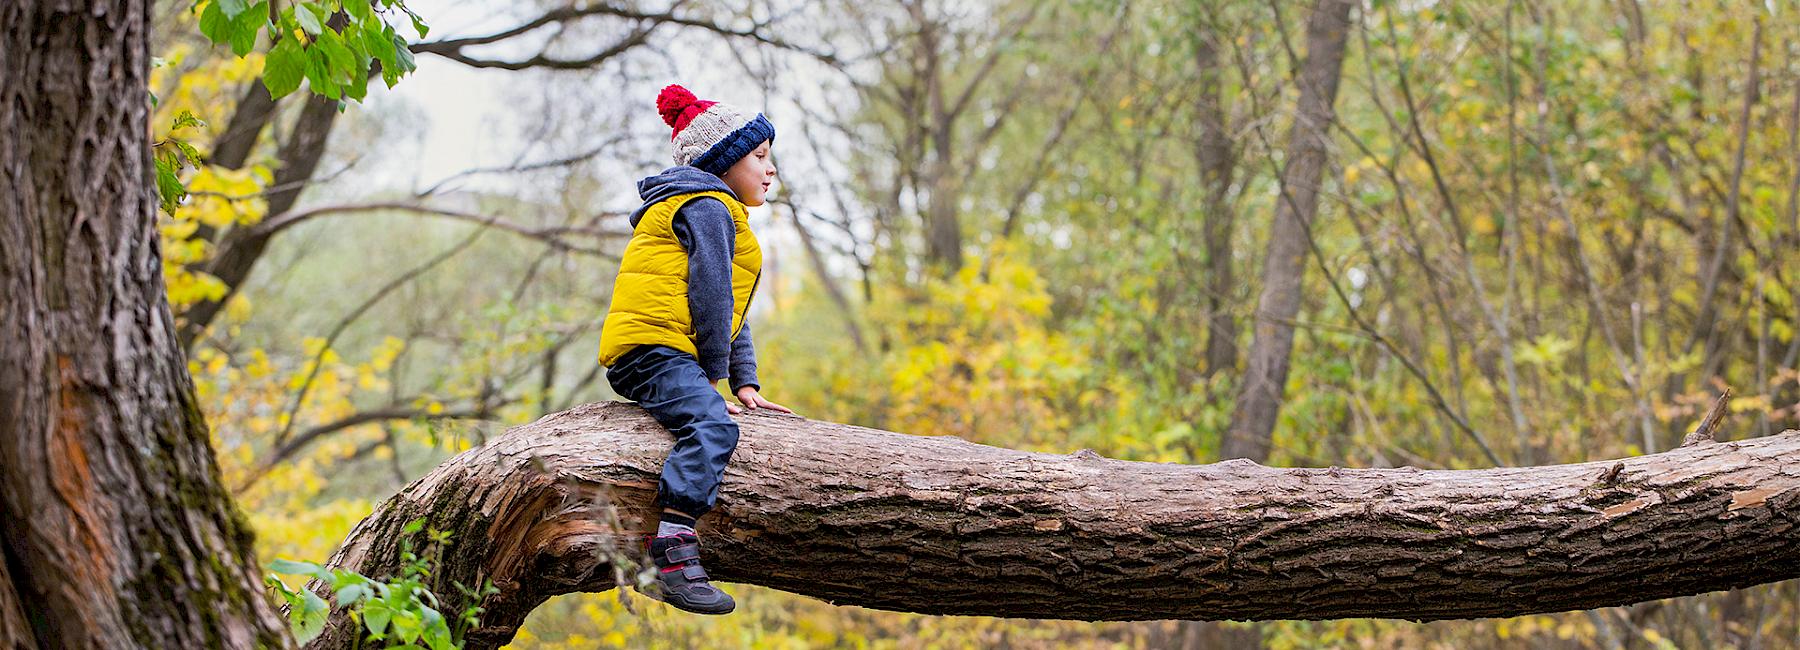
409;1;841;68
413;23;660;71
306;402;1800;649
237;404;491;492
248;202;629;256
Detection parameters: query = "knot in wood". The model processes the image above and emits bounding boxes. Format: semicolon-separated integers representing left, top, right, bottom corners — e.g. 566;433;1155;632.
1680;431;1717;447
1596;462;1625;486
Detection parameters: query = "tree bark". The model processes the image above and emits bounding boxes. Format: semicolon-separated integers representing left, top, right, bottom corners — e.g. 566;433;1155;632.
1224;0;1355;462
0;1;292;647
309;401;1800;649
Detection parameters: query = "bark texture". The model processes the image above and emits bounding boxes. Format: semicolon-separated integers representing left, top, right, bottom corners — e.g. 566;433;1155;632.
311;401;1800;649
0;1;291;647
1224;0;1356;462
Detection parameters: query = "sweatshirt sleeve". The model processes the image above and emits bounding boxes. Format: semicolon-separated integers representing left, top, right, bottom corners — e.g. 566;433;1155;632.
670;198;736;381
728;321;760;394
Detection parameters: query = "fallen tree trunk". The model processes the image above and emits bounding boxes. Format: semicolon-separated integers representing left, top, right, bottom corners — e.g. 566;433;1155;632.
309;401;1800;649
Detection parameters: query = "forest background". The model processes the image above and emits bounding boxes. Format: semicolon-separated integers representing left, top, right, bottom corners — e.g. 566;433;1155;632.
144;0;1800;647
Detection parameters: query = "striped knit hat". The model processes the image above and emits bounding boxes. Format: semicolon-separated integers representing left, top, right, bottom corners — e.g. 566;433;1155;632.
657;84;776;176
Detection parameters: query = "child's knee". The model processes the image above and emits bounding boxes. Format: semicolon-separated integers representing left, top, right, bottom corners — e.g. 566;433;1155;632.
699;419;739;447
648;388;729;426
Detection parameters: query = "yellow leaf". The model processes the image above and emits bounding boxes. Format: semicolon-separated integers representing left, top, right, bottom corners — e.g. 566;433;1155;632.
160;218;199;240
1473;213;1497;235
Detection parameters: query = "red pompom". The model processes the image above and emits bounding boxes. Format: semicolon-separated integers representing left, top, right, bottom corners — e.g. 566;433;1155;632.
656;84;698;128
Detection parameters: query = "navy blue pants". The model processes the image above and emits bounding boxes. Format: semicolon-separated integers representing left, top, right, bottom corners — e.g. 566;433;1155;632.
606;344;741;518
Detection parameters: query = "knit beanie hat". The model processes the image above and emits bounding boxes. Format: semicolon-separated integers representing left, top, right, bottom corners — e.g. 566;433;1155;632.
657;84;776;177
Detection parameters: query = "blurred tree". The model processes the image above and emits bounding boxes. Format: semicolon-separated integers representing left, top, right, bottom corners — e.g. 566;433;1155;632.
1223;0;1356;463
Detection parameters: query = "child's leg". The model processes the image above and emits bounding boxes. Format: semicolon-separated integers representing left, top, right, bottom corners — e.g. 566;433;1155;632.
605;345;741;519
605;345;741;615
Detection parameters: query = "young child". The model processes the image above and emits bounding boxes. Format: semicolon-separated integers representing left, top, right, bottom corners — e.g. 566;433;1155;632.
598;84;794;615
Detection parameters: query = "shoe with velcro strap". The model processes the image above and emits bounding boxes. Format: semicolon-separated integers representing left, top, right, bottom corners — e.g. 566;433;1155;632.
637;531;736;615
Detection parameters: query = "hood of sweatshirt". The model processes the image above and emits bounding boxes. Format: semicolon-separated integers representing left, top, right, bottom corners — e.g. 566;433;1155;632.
630;165;739;228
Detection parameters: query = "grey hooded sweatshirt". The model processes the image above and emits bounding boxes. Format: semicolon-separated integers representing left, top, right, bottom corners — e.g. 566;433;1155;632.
626;165;760;393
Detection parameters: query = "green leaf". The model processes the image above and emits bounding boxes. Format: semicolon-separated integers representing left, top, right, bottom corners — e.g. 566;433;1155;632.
172;140;204;167
154;155;185;214
391;609;423;643
363;23;396;72
216;0;248;19
401;517;427;535
263;574;301;604
290;588;330;645
345;0;374;22
263;37;305;99
340;24;367;61
406;7;429;39
228;1;267;56
377;23;412;88
303;2;334;28
303;47;340;100
335;582;369;607
391;32;416;75
269;558;329;579
358;21;390;58
362;599;393;638
169;110;205;132
316;29;357;83
328;568;370;590
344;67;369;102
380;54;402;87
198;1;230;45
293;4;323;35
420;606;454;650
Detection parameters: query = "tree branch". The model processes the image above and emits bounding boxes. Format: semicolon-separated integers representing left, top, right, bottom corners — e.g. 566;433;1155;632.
413;23;659;71
307;402;1800;649
409;1;841;68
249;202;629;257
236;404;491;492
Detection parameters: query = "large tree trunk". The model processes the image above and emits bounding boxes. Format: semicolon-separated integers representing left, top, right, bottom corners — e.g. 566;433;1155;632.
1224;0;1356;462
310;401;1800;649
0;1;292;647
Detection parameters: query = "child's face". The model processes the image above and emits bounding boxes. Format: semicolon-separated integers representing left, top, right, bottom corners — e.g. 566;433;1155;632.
721;140;776;207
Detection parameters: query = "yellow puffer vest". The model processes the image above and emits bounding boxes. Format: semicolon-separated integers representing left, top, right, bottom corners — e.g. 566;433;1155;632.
598;191;763;367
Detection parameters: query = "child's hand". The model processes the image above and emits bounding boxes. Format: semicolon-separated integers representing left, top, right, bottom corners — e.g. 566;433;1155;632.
734;386;794;414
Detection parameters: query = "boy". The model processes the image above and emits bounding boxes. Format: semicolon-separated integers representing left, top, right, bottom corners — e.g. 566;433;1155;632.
598;84;793;615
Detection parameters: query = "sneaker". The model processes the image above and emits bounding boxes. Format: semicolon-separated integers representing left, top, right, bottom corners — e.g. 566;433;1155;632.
637;530;736;615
